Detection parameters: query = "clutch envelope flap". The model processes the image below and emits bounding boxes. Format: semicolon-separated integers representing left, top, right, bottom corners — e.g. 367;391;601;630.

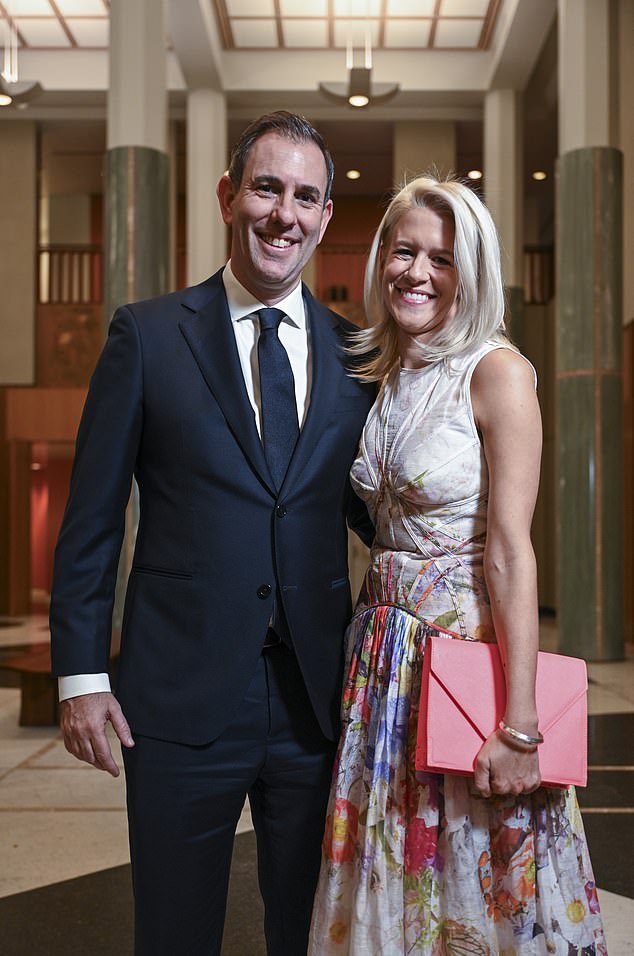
428;637;505;740
534;651;588;734
429;639;587;739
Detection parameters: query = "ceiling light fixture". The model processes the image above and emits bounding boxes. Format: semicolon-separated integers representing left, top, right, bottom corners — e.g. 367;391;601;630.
319;31;399;109
346;169;361;180
532;170;547;181
0;76;44;108
467;169;483;180
0;5;43;108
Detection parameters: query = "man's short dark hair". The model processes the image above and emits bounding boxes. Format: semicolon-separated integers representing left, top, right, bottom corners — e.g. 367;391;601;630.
227;110;334;206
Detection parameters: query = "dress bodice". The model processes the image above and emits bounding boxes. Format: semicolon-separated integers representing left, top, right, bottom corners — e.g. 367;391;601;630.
351;341;532;640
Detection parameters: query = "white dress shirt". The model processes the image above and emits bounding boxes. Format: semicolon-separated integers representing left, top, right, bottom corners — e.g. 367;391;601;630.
223;261;312;431
58;263;312;701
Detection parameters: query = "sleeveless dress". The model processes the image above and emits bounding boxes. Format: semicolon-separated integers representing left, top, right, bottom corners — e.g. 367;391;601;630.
309;343;606;955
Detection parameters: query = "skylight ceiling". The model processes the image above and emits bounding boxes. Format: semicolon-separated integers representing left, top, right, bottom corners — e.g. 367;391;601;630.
0;1;501;53
213;0;500;52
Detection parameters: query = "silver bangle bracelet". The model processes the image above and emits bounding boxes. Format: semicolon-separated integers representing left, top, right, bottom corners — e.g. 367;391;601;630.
498;720;543;747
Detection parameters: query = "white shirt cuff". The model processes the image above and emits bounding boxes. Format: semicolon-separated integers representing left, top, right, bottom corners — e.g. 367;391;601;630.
58;673;112;701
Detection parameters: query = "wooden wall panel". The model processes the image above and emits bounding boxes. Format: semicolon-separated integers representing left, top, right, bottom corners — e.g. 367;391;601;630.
36;303;103;387
5;388;86;443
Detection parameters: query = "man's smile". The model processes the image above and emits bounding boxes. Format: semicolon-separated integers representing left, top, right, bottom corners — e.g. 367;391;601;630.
259;233;295;249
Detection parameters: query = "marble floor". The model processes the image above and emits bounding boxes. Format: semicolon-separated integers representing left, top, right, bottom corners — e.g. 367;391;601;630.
0;614;633;954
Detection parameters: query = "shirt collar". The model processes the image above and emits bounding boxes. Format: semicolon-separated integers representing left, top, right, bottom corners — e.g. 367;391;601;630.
222;261;306;329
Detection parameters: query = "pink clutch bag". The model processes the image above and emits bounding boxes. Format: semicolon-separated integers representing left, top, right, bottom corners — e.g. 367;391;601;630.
415;635;588;788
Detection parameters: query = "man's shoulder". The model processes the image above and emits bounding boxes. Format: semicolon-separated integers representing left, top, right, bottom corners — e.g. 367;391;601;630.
319;304;371;364
328;308;361;337
302;287;364;337
303;296;376;397
119;270;224;323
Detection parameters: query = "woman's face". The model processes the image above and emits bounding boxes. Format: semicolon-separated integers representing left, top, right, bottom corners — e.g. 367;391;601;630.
381;205;459;367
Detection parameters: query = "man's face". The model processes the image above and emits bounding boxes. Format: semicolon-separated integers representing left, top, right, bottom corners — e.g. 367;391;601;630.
217;132;333;305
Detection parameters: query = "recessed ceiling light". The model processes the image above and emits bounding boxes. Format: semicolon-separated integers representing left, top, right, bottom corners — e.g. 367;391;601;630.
467;169;482;180
532;170;547;181
0;94;13;107
348;94;369;108
346;169;361;180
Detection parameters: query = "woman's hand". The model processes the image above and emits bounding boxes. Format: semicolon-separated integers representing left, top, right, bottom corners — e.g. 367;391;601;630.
473;729;541;798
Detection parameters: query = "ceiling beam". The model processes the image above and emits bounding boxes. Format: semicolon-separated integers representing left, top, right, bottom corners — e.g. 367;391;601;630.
489;0;556;90
167;0;222;91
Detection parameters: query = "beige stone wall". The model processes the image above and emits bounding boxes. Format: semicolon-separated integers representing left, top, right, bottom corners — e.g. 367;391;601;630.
393;121;456;185
0;121;37;384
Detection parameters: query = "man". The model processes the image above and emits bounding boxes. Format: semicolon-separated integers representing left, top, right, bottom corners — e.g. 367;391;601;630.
50;111;374;955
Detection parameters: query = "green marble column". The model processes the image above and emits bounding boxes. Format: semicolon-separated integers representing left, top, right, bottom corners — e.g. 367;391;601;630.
105;145;169;327
557;146;623;661
105;145;169;630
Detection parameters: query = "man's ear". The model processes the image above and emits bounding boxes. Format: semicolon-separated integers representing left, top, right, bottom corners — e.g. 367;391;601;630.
317;198;334;244
216;174;235;226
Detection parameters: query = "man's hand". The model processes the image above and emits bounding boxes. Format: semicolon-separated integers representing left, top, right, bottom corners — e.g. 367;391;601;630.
60;692;134;777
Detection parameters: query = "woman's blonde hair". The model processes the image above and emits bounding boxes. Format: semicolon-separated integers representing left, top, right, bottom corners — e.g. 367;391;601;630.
351;174;509;381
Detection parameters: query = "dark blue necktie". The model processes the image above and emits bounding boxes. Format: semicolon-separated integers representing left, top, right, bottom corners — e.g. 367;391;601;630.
257;308;299;491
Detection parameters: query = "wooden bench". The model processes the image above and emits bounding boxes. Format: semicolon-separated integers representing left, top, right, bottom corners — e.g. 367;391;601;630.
0;636;121;727
0;643;58;726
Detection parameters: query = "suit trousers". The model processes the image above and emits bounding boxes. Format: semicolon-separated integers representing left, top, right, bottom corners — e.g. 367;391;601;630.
122;643;337;956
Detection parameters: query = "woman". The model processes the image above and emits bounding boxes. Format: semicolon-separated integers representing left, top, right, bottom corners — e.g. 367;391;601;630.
309;176;605;954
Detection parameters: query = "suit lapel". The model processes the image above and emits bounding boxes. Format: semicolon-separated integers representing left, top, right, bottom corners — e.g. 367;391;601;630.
281;288;346;493
178;271;276;494
178;274;348;497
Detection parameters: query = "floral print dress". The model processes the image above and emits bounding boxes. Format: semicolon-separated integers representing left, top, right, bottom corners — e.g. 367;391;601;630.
309;343;606;955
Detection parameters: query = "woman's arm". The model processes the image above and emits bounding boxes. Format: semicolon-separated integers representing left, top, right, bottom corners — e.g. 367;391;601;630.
470;346;543;797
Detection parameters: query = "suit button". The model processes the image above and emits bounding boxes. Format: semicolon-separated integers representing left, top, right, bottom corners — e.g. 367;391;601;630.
276;505;287;518
257;584;272;599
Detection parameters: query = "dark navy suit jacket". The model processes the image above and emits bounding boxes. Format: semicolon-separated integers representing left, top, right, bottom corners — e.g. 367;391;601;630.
50;269;375;744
